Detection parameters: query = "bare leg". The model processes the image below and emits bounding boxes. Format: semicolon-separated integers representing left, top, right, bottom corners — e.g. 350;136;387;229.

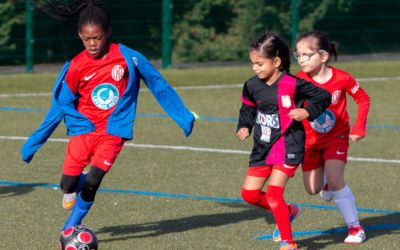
324;159;345;191
302;167;324;195
242;175;268;190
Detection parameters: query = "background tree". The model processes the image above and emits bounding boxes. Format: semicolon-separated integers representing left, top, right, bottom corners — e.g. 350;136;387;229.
2;0;400;65
171;0;349;62
0;1;24;56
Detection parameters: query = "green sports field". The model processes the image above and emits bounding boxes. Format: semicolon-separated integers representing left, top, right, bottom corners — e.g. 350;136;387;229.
0;61;399;249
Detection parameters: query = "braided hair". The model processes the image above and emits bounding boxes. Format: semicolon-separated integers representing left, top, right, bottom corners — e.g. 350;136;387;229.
250;32;291;73
34;0;110;32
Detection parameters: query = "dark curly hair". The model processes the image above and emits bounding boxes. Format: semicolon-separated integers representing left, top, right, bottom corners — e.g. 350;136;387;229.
34;0;110;32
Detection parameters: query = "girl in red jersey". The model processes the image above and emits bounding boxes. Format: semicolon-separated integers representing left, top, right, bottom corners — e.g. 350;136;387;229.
294;30;370;244
237;32;331;250
24;0;195;231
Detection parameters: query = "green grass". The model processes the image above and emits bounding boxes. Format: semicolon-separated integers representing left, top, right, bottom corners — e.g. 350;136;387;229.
0;61;399;249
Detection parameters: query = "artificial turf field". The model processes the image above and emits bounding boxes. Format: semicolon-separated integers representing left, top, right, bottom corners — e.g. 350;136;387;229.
0;61;399;249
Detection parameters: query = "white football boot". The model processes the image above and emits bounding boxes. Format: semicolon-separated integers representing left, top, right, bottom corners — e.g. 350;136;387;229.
344;226;366;244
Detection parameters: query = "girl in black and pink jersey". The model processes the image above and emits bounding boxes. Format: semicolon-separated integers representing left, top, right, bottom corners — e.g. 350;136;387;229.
236;32;331;250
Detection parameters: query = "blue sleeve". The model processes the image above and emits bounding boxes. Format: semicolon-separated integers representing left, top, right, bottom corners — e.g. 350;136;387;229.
20;100;64;163
20;63;69;163
134;51;195;137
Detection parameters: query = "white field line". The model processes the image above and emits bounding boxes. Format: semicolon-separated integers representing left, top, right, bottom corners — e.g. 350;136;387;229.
2;135;400;164
359;76;400;82
0;76;399;99
0;92;52;98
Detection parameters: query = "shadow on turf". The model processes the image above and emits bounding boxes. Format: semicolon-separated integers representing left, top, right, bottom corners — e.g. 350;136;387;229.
296;212;400;249
0;183;48;197
96;203;275;242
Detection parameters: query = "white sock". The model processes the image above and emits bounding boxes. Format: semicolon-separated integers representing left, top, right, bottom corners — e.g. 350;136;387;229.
333;185;360;227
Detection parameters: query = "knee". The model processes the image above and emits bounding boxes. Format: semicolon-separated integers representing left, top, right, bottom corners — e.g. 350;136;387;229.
327;181;345;191
83;175;101;191
265;185;286;210
326;176;345;191
83;166;106;190
266;192;283;210
304;186;320;195
265;194;276;209
81;176;101;202
241;188;261;205
303;180;323;195
60;175;80;193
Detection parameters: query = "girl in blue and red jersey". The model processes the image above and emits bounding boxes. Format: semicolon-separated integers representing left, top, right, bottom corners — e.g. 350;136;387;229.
21;0;195;231
236;32;331;250
294;30;370;244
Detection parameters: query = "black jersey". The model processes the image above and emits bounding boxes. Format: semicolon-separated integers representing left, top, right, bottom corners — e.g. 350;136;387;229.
237;73;331;166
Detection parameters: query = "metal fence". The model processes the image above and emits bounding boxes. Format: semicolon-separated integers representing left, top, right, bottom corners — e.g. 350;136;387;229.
1;0;400;71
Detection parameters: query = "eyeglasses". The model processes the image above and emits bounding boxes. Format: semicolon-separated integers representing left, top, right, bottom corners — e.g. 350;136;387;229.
293;50;327;61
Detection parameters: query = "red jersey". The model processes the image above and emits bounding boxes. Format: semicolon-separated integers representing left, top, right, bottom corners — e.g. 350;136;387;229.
296;67;370;149
65;43;128;134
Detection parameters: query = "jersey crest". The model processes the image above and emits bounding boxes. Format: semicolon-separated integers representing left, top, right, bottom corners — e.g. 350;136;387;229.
91;83;119;110
281;95;292;108
111;65;124;81
310;109;336;133
331;90;341;105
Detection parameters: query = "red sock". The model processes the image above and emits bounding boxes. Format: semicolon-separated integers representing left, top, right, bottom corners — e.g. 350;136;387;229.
266;185;293;244
241;188;271;211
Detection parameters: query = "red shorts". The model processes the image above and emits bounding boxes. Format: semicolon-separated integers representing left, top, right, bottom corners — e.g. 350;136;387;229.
246;164;298;178
302;135;349;172
63;134;125;175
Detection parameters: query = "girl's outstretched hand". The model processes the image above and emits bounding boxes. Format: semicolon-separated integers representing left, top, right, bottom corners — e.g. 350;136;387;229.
350;134;364;142
236;127;250;141
288;108;310;121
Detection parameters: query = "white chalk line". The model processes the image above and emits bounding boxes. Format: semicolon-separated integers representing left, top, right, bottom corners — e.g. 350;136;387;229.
2;135;399;164
0;76;399;99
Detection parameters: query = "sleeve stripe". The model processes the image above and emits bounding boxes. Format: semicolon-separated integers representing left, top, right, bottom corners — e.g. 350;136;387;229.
241;95;256;107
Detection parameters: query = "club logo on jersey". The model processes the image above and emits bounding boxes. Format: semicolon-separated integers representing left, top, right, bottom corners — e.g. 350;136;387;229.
331;90;341;105
310;109;336;133
111;65;124;81
281;95;292;108
91;83;119;110
256;112;280;129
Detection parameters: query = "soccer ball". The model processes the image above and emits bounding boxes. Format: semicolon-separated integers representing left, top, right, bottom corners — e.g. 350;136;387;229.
59;225;98;250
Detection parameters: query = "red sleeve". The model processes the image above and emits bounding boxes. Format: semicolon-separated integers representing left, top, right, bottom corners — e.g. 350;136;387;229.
345;75;370;137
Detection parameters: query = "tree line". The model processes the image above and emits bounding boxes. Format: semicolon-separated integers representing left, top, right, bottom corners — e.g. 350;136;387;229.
1;0;399;65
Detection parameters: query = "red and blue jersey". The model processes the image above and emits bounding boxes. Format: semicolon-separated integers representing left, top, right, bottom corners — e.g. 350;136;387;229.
66;43;128;134
21;44;195;163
